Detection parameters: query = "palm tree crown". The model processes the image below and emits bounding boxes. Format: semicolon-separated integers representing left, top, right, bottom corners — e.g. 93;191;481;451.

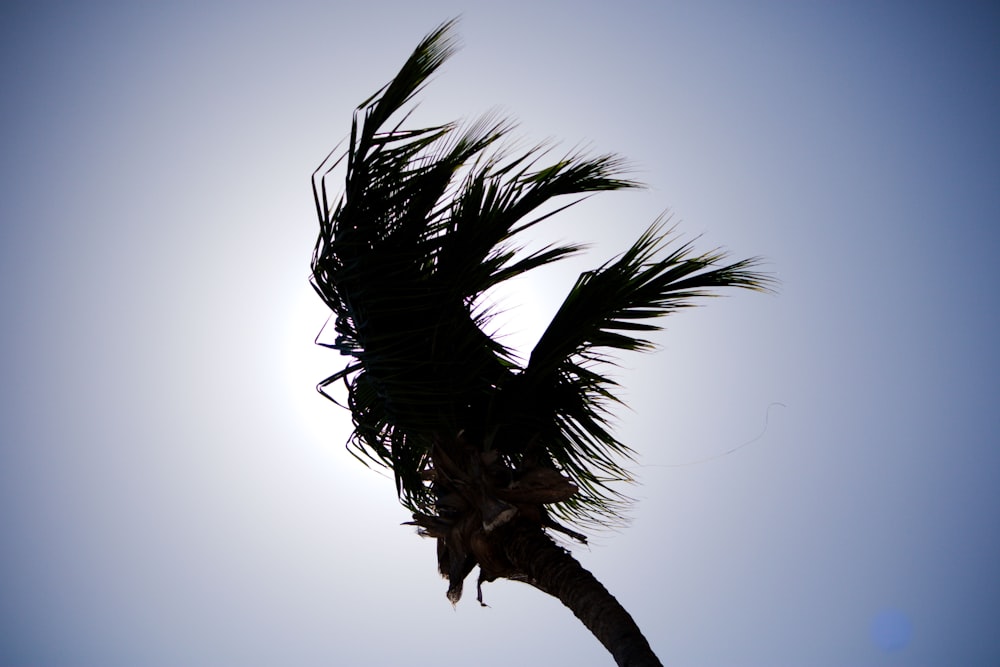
310;19;771;622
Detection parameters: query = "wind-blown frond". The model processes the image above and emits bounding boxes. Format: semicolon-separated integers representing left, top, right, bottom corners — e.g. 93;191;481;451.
435;150;638;301
488;219;773;525
528;219;771;375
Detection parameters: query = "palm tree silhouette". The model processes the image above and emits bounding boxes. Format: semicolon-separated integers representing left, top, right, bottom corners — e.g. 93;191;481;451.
310;20;771;667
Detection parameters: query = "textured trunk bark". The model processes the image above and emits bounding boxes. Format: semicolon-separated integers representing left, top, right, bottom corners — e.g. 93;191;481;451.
501;523;664;667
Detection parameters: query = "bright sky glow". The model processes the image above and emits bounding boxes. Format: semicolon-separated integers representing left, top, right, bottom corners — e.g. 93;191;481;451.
1;3;997;666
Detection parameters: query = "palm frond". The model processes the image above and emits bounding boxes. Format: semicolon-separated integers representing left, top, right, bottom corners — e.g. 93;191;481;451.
433;150;638;301
487;219;773;525
528;218;771;376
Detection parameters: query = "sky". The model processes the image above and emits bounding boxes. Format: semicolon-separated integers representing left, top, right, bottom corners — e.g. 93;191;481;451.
1;2;998;666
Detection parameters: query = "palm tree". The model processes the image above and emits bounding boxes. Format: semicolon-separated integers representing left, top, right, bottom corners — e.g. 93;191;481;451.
310;20;771;667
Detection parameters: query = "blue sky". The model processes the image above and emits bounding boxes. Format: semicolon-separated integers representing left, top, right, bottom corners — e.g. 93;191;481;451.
1;2;998;665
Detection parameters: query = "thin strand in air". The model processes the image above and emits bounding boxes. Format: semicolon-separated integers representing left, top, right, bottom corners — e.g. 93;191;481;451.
642;402;787;468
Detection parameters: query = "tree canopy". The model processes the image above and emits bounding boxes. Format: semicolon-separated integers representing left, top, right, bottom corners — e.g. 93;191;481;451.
311;18;772;533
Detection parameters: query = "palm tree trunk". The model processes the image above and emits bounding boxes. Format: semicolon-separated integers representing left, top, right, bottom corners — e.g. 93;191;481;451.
501;523;664;667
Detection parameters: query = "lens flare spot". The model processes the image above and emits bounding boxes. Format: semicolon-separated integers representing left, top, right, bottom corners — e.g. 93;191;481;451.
870;608;913;652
